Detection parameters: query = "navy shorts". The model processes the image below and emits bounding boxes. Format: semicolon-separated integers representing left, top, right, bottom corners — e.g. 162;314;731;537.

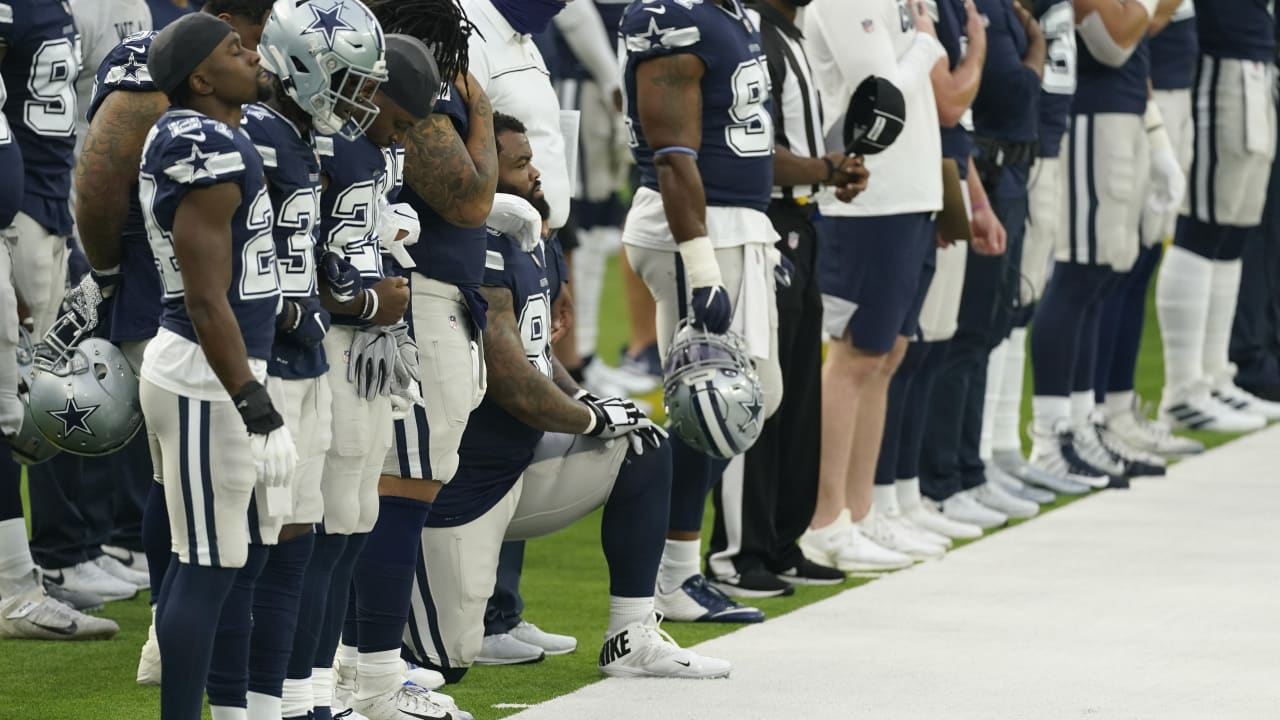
817;212;937;354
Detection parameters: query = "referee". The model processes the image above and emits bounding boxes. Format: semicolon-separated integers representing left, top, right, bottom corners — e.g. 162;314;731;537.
707;0;868;597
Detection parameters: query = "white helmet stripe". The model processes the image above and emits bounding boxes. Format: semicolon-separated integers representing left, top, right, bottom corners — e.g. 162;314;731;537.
692;381;738;458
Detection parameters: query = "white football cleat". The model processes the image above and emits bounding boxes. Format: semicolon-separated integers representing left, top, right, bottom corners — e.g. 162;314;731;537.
986;463;1055;505
799;510;913;572
1211;379;1280;420
403;660;445;691
93;554;149;590
101;545;150;577
971;480;1039;520
994;447;1092;496
939;491;1007;529
902;499;983;540
508;620;577;655
1100;398;1204;457
351;682;455;720
137;608;161;685
598;614;731;679
1161;383;1266;433
0;579;118;641
42;560;138;602
1069;421;1126;478
1028;423;1109;489
858;506;946;560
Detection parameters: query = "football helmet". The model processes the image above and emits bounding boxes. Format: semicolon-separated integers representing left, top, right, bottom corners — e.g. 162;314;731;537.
27;336;143;457
10;329;60;465
259;0;389;139
662;322;764;460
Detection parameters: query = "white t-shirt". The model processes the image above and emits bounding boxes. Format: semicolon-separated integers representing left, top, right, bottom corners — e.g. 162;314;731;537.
70;0;152;149
465;0;572;230
805;0;945;217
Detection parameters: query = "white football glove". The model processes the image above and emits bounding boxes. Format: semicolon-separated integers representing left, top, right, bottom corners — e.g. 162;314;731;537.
1146;126;1185;217
575;390;668;454
349;326;397;401
377;200;421;269
487;193;543;252
388;322;424;417
249;425;298;489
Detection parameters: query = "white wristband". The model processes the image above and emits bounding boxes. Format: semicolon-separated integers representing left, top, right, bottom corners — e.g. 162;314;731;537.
1133;0;1159;18
676;236;723;289
1143;97;1165;132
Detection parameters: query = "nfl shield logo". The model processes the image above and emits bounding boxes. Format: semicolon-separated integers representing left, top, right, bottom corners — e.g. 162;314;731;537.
449;315;458;330
788;232;800;250
862;18;875;32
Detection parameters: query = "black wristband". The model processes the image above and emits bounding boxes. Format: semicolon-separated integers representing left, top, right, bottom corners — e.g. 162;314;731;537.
822;156;837;183
232;380;284;435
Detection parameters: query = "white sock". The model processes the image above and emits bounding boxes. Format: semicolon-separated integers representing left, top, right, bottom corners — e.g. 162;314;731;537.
1032;395;1071;448
1070;391;1094;426
0;518;36;597
1204;259;1243;381
211;706;247;720
657;539;700;594
336;642;357;671
981;340;1009;461
246;691;281;720
1156;245;1212;392
994;327;1028;452
872;483;900;515
281;677;311;719
355;649;403;700
607;596;654;635
311;666;334;710
1104;390;1134;419
895;478;924;512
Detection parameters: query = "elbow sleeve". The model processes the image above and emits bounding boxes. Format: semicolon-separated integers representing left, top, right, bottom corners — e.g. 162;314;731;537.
1076;12;1140;68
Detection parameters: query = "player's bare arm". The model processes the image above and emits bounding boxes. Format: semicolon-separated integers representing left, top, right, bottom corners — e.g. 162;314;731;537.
932;0;987;126
319;274;409;325
402;73;497;228
172;182;258;395
635;52;707;244
1013;1;1047;79
479;283;593;434
74;90;170;270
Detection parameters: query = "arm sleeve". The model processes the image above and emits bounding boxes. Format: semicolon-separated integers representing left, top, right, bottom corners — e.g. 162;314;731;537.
553;0;621;92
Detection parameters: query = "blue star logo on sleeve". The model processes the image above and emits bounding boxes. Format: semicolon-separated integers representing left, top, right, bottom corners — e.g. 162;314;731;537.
302;3;355;49
179;145;213;180
47;397;99;438
642;18;672;49
121;53;146;82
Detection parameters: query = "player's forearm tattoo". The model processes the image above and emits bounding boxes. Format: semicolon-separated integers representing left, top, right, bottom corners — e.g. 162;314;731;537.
479;286;591;434
551;355;581;397
74;91;170;270
402;103;497;228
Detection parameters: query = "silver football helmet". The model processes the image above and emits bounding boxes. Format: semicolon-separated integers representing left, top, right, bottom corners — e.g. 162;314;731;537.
11;329;60;465
259;0;390;139
662;322;764;460
27;335;143;457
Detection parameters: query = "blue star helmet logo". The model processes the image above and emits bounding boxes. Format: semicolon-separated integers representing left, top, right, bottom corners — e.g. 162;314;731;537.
48;397;99;438
737;393;762;435
302;3;356;50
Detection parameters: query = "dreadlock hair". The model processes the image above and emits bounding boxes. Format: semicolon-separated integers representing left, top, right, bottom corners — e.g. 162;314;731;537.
201;0;274;24
365;0;476;86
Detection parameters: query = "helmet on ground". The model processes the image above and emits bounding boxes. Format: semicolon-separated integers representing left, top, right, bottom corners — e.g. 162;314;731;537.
662;322;764;460
27;336;143;457
259;0;389;138
11;329;60;465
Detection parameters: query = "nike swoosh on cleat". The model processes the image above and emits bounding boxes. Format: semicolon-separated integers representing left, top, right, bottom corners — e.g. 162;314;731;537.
44;572;65;586
400;712;450;720
674;660;691;667
31;619;77;636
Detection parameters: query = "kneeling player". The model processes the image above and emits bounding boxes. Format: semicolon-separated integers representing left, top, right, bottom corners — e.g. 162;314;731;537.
402;114;731;682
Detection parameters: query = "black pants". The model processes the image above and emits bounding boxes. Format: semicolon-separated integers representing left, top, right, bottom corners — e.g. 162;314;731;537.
708;201;822;575
1230;144;1280;388
921;190;1027;501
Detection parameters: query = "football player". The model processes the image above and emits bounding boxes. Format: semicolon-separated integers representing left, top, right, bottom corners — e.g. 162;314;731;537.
617;0;782;624
1027;0;1180;486
1155;0;1280;430
401;111;730;683
137;13;293;719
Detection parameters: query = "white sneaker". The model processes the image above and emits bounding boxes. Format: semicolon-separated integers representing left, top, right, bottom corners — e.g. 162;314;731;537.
858;506;946;560
995;446;1092;496
1102;398;1204;457
1161;382;1266;433
893;512;952;548
93;554;149;590
1211;379;1280;420
1028;423;1109;489
351;682;454;720
475;632;544;665
799;510;913;572
508;620;577;655
43;560;138;602
0;578;119;640
101;545;150;578
987;464;1055;505
971;481;1039;520
137;608;161;685
939;491;1008;529
582;356;658;396
902;499;983;540
598;614;732;679
1069;421;1126;478
403;660;444;691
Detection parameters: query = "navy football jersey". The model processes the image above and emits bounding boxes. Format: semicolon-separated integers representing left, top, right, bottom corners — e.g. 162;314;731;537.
403;82;489;329
1150;11;1197;90
0;75;24;229
241;102;327;379
933;0;974;177
0;0;81;236
318;132;405;328
1073;37;1148;116
1036;0;1074;157
87;31;164;343
139;109;281;361
621;0;773;212
972;0;1038;146
1194;0;1275;62
427;231;557;528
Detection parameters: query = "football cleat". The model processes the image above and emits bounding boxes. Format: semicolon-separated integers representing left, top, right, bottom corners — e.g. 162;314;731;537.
993;447;1091;496
939;491;1008;529
403;661;445;691
0;579;118;641
102;545;150;577
598;614;732;679
655;575;764;623
1211;379;1280;420
1094;419;1166;477
508;620;577;656
971;479;1039;519
351;682;454;720
93;554;149;590
1101;399;1203;458
986;464;1055;505
1160;383;1265;433
41;573;104;612
1029;422;1109;489
475;632;544;665
1068;421;1126;478
137;608;161;685
43;560;138;602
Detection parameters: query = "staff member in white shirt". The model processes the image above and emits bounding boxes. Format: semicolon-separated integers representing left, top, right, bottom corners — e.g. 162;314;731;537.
462;0;579;666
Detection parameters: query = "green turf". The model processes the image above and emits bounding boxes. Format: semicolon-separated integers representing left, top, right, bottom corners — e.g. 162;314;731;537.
1;255;1240;720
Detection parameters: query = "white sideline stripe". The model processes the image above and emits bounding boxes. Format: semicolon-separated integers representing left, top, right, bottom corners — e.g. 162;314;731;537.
511;426;1280;720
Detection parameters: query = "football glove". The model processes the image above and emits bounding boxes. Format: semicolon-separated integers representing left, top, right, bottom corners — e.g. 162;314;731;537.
377;200;421;269
576;390;666;453
249;426;298;489
348;326;396;401
321;252;362;305
387;322;424;415
678;236;731;334
279;297;329;347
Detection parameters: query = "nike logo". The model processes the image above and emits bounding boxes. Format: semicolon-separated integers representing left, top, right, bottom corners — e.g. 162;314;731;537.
125;44;146;53
675;660;691;667
32;619;78;636
44;571;65;586
644;5;666;13
179;131;207;143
